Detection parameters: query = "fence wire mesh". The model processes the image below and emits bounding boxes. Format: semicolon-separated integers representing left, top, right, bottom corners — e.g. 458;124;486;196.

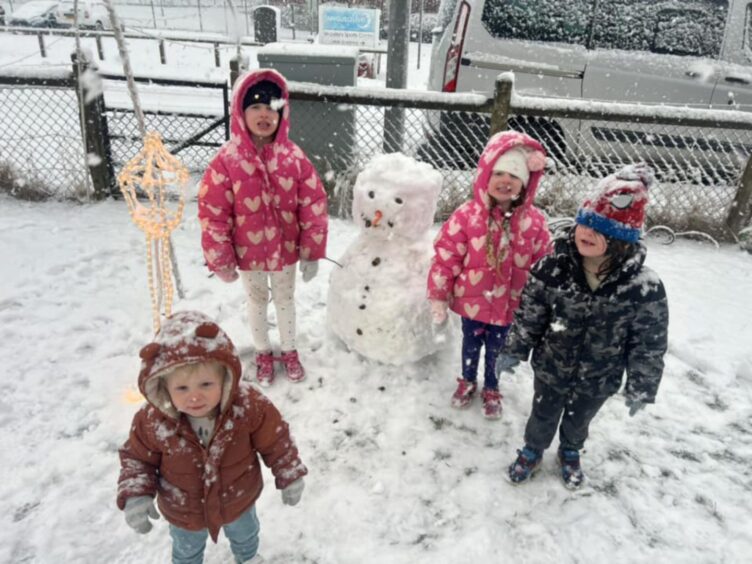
0;85;90;199
292;100;750;235
1;75;750;237
105;108;227;175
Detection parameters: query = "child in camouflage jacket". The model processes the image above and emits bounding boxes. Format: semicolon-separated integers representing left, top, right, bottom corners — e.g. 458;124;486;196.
498;164;669;488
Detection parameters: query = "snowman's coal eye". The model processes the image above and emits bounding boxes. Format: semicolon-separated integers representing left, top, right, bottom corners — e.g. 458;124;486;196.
394;197;403;204
368;191;375;199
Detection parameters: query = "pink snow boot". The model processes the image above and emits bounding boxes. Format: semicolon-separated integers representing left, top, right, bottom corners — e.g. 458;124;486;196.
481;388;503;419
451;378;477;408
281;350;306;383
255;351;275;387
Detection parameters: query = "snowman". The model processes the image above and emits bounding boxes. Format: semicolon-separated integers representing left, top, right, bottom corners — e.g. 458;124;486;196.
327;153;446;365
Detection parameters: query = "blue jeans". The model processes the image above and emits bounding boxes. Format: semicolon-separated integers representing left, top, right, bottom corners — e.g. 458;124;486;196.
461;318;510;389
169;506;260;564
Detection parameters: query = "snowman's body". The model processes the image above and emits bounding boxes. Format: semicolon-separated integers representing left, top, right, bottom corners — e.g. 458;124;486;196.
327;154;444;365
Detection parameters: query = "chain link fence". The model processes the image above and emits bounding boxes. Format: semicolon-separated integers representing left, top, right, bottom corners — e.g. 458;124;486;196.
290;89;752;237
106;108;227;174
1;69;751;237
0;76;90;199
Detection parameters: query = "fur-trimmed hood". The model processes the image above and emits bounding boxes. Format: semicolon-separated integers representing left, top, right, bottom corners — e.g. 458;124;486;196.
137;311;241;419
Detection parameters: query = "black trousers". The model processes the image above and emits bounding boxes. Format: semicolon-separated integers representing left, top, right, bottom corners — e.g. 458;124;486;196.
524;377;610;452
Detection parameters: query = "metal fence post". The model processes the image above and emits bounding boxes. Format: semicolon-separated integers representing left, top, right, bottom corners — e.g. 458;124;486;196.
383;0;410;153
489;73;513;137
38;33;46;58
71;52;116;199
726;154;752;236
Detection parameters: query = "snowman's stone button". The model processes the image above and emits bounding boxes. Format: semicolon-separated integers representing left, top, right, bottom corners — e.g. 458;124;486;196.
359;304;366;310
372;257;381;266
356;328;363;335
364;285;370;291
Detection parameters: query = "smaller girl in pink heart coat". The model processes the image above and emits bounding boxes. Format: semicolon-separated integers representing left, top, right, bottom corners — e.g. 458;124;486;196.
427;130;551;419
198;69;328;387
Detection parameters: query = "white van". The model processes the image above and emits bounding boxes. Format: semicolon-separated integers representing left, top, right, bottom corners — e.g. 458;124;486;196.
55;0;109;29
422;0;752;174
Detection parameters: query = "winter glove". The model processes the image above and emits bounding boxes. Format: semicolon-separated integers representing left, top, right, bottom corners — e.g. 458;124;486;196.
124;496;160;534
299;260;319;283
495;353;520;377
214;268;239;283
430;300;448;325
625;397;646;417
281;478;305;506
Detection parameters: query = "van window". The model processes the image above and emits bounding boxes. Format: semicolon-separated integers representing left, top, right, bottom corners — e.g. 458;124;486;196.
481;0;596;46
480;0;727;57
593;0;727;57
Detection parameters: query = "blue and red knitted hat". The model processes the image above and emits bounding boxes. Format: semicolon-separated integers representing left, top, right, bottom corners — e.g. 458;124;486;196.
575;164;654;243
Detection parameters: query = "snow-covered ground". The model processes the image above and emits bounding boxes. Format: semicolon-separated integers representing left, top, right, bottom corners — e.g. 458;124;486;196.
1;196;751;563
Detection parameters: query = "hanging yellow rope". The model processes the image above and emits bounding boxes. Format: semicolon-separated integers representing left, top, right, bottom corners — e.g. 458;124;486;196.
119;131;189;333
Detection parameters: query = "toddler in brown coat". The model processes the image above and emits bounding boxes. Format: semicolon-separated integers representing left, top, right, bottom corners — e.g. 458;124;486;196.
117;311;307;564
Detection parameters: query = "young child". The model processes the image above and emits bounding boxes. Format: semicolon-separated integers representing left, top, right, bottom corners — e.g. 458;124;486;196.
198;69;328;386
427;130;551;419
117;311;307;564
500;164;669;488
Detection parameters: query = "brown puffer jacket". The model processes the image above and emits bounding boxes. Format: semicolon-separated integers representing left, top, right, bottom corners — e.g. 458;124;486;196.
116;311;307;542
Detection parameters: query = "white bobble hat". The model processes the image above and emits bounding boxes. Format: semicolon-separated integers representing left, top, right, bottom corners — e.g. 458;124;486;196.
492;148;530;187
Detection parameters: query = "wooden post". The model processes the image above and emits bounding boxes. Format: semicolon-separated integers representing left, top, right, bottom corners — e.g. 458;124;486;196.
229;55;248;88
214;42;220;68
38;33;46;58
726;154;752;236
159;39;166;64
489;73;514;137
71;52;116;199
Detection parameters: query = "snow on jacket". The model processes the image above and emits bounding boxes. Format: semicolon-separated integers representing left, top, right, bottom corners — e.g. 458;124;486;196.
505;229;669;402
116;312;307;542
198;69;328;273
426;131;552;325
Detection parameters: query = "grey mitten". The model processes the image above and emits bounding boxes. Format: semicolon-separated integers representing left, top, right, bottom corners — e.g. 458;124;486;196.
495;353;520;377
299;260;319;283
124;496;160;534
625;397;646;417
281;478;305;506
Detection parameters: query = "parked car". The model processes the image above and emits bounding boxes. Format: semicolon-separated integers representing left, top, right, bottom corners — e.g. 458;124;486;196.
421;0;752;181
55;0;109;29
7;1;60;28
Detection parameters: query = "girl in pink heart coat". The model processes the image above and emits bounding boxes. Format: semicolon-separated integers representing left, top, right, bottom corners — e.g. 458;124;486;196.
427;130;551;419
198;69;328;387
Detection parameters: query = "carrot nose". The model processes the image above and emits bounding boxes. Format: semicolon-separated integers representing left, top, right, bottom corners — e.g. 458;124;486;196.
373;210;383;226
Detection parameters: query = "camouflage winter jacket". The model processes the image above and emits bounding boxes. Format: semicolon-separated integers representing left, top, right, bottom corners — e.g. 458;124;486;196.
505;228;668;402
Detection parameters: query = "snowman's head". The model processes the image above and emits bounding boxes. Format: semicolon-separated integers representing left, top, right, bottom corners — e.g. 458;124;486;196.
352;153;442;240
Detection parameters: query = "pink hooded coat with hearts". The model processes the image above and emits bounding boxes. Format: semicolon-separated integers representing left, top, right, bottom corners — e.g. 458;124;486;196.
427;131;552;326
198;69;328;273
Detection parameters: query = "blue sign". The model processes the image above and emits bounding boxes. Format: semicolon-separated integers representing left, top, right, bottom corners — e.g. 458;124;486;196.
319;7;380;47
321;8;377;33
